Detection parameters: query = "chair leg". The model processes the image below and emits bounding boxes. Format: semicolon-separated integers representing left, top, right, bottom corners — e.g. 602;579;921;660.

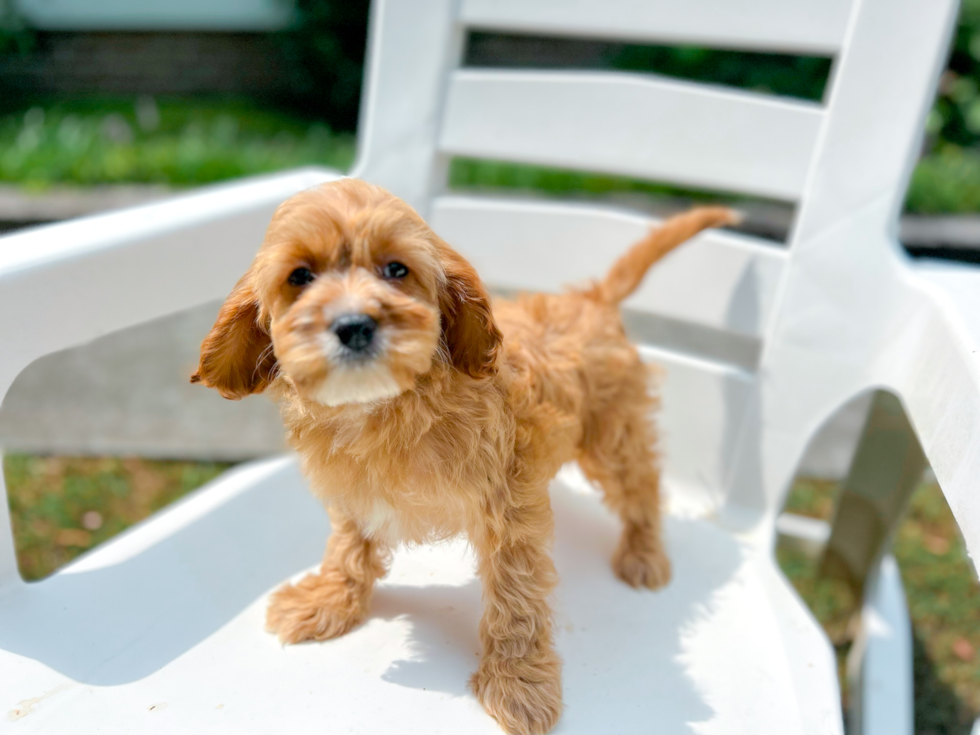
818;390;925;735
846;555;914;735
819;390;927;600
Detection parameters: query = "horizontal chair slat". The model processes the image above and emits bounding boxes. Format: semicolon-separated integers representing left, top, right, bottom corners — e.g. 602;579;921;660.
460;0;853;54
440;70;824;201
430;195;787;339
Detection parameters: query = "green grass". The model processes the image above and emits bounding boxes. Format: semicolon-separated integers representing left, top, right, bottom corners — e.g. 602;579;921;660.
4;454;231;580
1;97;979;215
3;452;977;731
0;97;357;190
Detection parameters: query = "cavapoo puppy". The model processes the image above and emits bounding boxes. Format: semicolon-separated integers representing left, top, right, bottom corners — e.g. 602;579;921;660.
192;178;736;735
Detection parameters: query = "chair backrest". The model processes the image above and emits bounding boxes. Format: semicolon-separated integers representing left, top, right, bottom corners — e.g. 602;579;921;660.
723;0;962;528
350;0;959;516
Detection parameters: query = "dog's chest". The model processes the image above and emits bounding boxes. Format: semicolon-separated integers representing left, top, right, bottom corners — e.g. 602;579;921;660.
343;489;467;545
300;412;500;544
358;498;402;542
312;451;472;544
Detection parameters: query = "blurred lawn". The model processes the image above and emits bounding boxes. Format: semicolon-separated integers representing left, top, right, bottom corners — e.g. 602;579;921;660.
0;98;356;189
5;454;230;580
3;452;978;732
1;97;979;214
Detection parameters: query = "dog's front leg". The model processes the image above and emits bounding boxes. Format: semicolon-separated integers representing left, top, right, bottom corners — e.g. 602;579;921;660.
266;506;389;644
470;487;562;735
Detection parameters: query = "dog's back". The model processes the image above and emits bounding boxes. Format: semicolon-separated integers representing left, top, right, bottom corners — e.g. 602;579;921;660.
492;206;738;450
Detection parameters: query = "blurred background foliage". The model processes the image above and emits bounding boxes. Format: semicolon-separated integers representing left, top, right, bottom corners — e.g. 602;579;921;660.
1;0;980;213
278;0;370;132
0;0;33;57
0;98;356;189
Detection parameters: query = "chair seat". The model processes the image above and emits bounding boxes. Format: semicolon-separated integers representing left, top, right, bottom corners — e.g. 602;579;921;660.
0;457;841;734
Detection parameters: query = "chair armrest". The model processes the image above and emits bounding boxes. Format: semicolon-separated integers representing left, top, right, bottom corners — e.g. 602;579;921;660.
907;259;980;567
0;166;342;588
0;167;341;390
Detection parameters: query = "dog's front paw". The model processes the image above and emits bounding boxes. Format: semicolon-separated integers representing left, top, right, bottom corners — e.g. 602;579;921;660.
471;653;562;735
613;540;672;590
265;572;368;644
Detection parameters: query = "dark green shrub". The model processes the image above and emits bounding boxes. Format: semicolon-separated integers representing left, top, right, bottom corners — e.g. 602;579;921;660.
278;0;370;132
931;0;980;152
0;0;34;56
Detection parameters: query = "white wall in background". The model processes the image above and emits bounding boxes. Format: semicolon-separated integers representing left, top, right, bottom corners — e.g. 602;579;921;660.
13;0;295;31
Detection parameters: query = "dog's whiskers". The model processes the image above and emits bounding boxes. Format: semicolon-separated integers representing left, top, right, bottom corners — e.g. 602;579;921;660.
253;342;277;383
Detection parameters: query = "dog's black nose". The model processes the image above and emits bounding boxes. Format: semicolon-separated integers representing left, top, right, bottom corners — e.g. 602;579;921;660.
333;313;377;352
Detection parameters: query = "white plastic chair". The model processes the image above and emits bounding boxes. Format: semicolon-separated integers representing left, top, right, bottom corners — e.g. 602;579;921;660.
0;0;970;732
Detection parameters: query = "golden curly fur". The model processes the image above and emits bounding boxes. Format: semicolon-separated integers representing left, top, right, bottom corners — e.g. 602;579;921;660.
192;178;736;734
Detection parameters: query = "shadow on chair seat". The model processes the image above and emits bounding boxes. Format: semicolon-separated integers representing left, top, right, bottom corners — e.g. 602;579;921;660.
0;459;837;733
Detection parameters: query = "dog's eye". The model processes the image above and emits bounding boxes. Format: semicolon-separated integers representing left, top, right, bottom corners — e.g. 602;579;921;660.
383;261;409;279
288;267;315;287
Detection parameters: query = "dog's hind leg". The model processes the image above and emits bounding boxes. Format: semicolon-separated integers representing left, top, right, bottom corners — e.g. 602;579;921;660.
266;507;389;644
579;380;671;590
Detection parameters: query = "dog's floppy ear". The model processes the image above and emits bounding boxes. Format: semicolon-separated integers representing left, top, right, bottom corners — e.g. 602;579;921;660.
437;245;502;379
191;272;276;400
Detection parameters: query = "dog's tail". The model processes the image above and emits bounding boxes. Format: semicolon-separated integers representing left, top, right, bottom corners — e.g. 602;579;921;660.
597;207;741;304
